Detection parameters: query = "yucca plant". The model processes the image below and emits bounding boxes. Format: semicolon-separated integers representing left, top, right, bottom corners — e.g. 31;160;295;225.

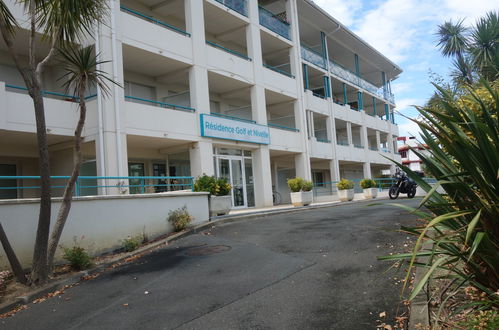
379;80;499;313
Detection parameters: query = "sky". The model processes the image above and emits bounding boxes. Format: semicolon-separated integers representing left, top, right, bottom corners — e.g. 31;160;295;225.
313;0;498;137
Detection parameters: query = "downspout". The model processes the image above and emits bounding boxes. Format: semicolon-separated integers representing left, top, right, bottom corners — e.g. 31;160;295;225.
94;25;106;194
110;0;124;178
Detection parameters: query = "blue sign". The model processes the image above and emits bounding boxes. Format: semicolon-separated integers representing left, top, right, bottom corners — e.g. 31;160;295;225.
200;114;270;145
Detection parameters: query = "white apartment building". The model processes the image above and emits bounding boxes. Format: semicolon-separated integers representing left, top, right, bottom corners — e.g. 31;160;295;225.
0;0;402;208
397;137;429;173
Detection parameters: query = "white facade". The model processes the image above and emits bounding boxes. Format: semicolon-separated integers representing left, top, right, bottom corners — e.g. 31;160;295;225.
0;0;402;208
397;137;429;173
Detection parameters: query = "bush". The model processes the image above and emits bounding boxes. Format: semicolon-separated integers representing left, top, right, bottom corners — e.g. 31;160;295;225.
123;235;142;252
194;175;231;196
168;206;193;232
380;81;499;311
287;177;304;192
301;180;313;192
63;246;92;271
336;179;354;190
360;178;376;189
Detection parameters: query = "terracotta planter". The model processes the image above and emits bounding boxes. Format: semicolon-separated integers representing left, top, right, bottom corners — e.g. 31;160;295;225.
338;189;354;202
209;195;231;216
363;188;378;199
290;191;313;207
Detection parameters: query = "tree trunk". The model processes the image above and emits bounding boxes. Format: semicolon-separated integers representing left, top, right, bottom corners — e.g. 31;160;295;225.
47;86;87;272
29;88;52;286
0;223;28;285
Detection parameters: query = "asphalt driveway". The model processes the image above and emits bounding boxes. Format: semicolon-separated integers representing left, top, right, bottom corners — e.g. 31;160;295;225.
1;198;420;330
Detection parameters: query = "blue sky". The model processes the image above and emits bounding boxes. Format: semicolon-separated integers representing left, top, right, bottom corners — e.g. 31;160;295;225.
314;0;498;137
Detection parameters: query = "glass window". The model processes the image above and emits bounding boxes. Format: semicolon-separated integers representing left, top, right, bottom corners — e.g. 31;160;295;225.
313;171;324;187
0;164;17;199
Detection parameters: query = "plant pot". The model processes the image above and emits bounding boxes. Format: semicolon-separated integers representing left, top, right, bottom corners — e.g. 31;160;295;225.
209;195;232;216
363;188;378;199
290;191;313;207
338;189;354;202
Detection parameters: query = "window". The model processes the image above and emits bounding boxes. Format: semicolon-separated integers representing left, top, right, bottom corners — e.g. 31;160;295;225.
400;151;407;158
312;171;324;187
0;164;17;199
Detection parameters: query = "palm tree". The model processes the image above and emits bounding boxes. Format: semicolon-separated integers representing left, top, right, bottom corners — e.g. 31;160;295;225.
469;11;499;81
46;46;116;272
0;0;108;286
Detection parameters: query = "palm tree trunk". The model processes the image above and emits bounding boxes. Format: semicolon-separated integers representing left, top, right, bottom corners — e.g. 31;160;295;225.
29;87;52;286
0;223;28;284
47;85;87;272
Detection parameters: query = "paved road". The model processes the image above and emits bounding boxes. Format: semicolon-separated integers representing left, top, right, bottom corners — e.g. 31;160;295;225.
2;199;419;330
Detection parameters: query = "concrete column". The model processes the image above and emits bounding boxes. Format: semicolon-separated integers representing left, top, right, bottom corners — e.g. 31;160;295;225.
295;153;311;180
361;125;368;149
95;3;129;194
329;159;340;182
251;85;267;124
252;147;273;207
347;122;353;145
186;0;210;114
363;162;372;179
189;141;214;177
376;131;381;150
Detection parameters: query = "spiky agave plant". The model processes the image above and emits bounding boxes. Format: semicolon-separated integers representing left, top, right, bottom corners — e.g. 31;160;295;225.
379;80;499;313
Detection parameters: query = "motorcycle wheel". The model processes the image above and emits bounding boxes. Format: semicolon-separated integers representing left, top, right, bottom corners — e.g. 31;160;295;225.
389;186;399;199
407;186;416;198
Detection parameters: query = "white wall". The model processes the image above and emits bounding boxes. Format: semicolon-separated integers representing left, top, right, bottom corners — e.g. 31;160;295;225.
0;192;209;269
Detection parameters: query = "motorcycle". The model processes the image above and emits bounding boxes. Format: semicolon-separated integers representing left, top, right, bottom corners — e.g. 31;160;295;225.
388;169;417;199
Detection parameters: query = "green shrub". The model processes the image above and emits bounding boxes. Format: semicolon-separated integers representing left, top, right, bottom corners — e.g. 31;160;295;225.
336;179;354;190
168;206;193;232
194;175;231;196
287;177;304;192
123;235;142;252
301;180;313;192
63;246;92;271
360;178;376;189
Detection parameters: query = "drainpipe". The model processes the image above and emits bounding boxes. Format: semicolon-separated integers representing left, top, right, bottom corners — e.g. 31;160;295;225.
110;0;124;177
95;25;107;194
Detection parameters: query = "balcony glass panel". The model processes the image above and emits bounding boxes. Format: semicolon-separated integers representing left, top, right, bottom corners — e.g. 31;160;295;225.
301;45;326;69
258;6;291;40
120;5;189;36
215;0;248;17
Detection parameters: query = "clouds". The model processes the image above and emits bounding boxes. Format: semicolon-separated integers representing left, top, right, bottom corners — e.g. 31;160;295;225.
312;0;363;26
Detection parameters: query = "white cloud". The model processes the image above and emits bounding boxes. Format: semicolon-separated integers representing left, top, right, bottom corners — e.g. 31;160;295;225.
391;82;413;94
442;0;499;23
397;120;422;138
394;98;423;113
312;0;363;26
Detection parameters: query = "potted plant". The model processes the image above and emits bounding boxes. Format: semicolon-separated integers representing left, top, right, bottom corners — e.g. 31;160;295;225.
288;177;314;207
194;175;232;216
336;179;354;201
360;178;378;199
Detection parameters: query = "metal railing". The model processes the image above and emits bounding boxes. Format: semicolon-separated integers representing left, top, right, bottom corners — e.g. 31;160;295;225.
336;140;349;146
206;40;252;61
120;5;190;37
301;45;326;69
0;176;194;199
263;63;294;78
209;112;255;124
316;138;331;143
354;144;364;149
214;0;248;17
258;6;291;40
267;123;299;132
125;95;195;112
6;84;96;102
329;60;395;104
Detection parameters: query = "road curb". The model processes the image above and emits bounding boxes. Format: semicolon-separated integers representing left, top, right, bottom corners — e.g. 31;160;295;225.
408;241;431;329
0;195;400;315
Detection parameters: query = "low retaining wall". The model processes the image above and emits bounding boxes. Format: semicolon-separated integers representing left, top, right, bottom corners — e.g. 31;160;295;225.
0;192;209;268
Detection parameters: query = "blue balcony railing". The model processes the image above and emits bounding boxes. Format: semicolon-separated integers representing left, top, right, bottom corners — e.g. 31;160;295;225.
301;45;326;69
206;40;252;61
263;63;294;78
336;140;349;146
317;138;331;143
0;176;194;198
258;6;291;40
125;95;195;112
268;123;299;132
354;144;364;149
120;6;190;37
6;84;97;102
214;0;248;17
209;112;255;124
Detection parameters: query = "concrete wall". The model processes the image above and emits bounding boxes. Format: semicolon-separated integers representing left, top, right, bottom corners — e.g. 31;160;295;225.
0;192;209;269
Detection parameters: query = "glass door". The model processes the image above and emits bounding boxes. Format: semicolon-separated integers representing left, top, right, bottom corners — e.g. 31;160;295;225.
216;156;247;208
128;162;145;194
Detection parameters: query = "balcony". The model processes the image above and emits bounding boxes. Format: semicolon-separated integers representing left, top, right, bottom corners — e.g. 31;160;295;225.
259;6;291;40
329;60;395;104
215;0;248;17
120;5;189;36
301;45;326;70
206;41;251;61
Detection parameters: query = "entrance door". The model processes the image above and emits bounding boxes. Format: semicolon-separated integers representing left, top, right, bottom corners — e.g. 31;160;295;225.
128;162;145;194
216;157;247;208
0;164;17;199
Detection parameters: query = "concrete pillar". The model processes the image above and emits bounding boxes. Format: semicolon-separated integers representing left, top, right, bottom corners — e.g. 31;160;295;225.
376;131;381;150
295;153;311;180
251;86;267;124
252;147;273;207
330;159;340;182
347;122;353;145
189;141;214;177
363;162;372;179
361;125;368;149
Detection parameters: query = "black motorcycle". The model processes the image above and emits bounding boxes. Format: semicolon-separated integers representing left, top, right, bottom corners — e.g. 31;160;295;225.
388;169;417;199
